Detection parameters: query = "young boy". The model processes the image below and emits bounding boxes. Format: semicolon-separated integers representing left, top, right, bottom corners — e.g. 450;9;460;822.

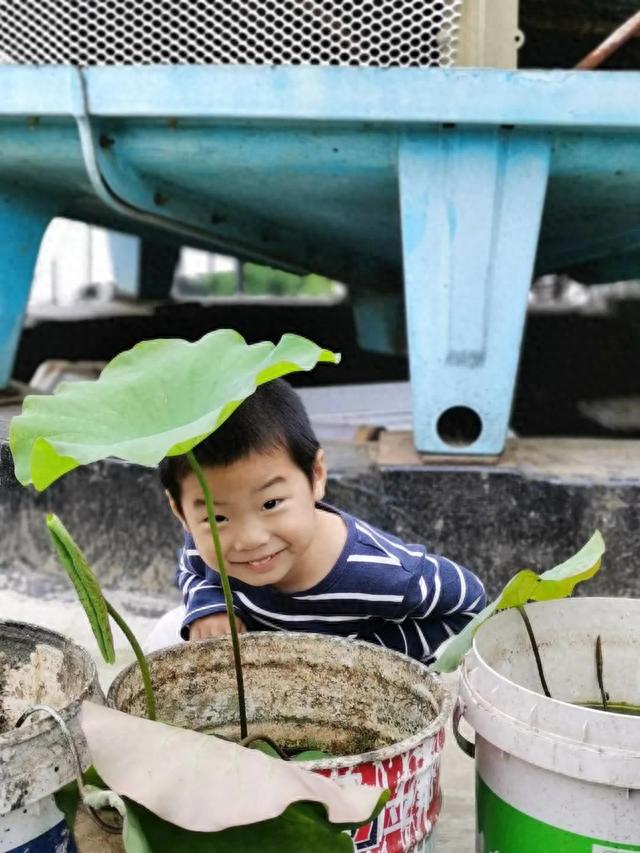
153;379;485;664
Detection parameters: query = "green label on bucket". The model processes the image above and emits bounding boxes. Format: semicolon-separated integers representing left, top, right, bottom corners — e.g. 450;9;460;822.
477;777;640;853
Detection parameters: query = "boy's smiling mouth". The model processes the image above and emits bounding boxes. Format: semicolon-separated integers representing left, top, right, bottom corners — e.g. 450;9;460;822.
231;549;285;571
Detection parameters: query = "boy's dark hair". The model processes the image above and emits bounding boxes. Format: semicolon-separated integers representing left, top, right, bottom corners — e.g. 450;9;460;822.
159;378;320;511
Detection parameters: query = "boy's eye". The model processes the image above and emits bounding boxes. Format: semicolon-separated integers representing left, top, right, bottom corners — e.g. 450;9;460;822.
262;498;281;511
205;515;227;524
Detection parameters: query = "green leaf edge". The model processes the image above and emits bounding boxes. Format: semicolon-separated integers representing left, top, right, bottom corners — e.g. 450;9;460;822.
10;331;341;492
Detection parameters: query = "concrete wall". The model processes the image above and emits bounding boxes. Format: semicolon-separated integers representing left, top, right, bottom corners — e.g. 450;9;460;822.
1;440;639;612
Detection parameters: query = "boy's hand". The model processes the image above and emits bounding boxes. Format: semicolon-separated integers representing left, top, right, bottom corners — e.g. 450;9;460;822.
189;612;246;640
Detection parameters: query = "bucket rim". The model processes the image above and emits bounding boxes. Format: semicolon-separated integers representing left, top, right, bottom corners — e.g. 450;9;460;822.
470;597;640;713
0;619;100;749
469;597;640;721
293;636;453;770
108;631;454;770
460;598;640;788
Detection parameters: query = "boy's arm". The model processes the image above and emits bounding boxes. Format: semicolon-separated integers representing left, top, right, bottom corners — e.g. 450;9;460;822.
175;540;239;639
175;539;205;598
400;554;486;663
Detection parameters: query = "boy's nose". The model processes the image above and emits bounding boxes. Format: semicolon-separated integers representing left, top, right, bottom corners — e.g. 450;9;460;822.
232;520;270;553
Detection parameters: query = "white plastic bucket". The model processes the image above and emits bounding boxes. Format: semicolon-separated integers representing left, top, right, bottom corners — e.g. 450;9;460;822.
457;598;640;852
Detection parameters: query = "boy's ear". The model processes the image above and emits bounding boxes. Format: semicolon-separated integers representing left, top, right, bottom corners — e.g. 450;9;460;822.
312;449;328;501
166;490;189;532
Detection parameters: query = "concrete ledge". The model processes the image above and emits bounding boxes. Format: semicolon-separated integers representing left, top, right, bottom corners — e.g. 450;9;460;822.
1;435;639;602
374;432;640;482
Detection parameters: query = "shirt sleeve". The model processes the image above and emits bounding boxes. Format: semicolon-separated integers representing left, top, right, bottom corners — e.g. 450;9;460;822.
174;537;231;639
397;553;486;663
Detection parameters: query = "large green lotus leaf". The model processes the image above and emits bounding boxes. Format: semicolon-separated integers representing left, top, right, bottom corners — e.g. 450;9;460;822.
431;530;605;673
122;797;385;853
10;331;340;491
56;770;386;853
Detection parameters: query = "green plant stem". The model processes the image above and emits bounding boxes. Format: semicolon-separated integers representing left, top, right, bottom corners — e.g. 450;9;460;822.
240;734;291;760
186;451;248;740
517;605;551;699
596;634;608;711
106;601;157;721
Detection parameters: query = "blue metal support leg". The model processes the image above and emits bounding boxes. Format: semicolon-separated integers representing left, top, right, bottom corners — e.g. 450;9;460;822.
0;189;55;389
398;128;552;455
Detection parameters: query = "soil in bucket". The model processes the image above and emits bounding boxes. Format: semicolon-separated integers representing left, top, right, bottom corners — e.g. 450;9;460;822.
0;620;102;853
0;637;70;733
460;598;640;853
108;632;453;853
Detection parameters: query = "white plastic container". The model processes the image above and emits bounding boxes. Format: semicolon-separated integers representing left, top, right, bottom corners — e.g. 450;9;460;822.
457;598;640;852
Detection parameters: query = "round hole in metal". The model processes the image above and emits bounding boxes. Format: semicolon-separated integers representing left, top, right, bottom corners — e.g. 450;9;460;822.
436;406;482;447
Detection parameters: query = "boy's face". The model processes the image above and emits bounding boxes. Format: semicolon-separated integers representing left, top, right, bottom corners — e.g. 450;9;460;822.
169;446;328;591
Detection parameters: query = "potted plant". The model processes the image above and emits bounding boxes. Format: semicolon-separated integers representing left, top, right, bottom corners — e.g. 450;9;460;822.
431;528;640;851
9;329;606;852
9;330;442;852
456;594;640;852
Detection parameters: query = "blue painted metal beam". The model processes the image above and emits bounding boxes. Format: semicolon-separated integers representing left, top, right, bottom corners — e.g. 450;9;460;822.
2;66;640;130
399;128;552;454
0;188;56;387
1;65;639;454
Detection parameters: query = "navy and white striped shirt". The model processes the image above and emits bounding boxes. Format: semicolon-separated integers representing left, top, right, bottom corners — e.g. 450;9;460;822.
176;504;485;664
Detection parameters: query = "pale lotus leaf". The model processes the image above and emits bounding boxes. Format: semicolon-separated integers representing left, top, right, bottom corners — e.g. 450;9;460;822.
430;530;605;673
10;330;340;491
80;703;386;834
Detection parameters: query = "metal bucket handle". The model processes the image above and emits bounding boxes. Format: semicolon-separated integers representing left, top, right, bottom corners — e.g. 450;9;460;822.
452;699;475;759
15;704;121;835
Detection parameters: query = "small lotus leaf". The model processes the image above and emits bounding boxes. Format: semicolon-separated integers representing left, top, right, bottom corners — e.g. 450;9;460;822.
10;330;340;491
431;530;605;673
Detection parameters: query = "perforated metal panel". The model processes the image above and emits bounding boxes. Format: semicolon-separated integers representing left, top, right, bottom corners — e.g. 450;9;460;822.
0;0;464;67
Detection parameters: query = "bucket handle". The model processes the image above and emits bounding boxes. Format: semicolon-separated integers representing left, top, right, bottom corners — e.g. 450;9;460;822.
452;699;475;759
15;703;122;835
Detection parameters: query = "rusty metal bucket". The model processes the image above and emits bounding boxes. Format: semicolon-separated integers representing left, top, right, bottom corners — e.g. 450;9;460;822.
109;632;452;852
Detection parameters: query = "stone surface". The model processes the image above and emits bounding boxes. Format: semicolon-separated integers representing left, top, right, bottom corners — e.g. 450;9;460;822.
0;440;181;607
437;673;475;853
1;436;640;601
328;440;640;599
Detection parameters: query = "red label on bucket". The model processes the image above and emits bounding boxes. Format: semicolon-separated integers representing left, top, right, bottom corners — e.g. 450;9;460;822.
315;728;445;852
